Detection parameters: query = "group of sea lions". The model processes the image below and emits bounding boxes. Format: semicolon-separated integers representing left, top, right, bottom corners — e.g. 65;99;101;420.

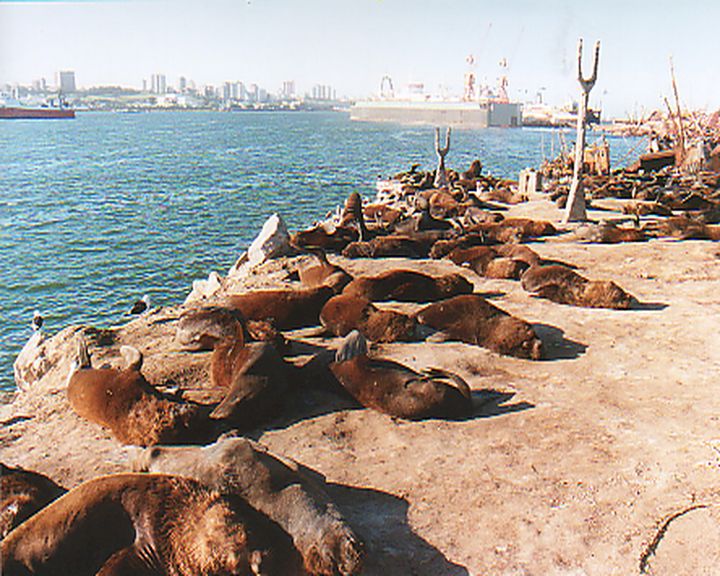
3;160;648;575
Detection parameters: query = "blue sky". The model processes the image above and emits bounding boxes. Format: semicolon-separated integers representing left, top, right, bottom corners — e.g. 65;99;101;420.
1;0;718;118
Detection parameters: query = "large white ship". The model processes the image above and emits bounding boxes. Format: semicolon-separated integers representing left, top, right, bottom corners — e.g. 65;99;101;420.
350;57;522;128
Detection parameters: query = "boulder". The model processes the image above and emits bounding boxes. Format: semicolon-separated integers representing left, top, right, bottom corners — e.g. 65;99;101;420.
228;214;291;279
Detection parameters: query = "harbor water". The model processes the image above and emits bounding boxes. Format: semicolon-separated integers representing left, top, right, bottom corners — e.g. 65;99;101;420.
0;111;640;392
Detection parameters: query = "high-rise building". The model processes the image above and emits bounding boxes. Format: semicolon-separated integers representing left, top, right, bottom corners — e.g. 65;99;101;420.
311;84;335;101
150;73;167;95
56;70;76;93
281;80;295;99
32;78;47;92
179;76;187;93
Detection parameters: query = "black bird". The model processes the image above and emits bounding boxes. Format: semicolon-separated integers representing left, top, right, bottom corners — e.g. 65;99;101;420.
31;310;43;332
127;294;151;315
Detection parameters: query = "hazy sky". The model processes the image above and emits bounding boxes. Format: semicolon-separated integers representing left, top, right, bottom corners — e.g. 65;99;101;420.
1;0;718;118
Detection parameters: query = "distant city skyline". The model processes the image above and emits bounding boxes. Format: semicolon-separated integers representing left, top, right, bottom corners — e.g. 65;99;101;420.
1;0;719;119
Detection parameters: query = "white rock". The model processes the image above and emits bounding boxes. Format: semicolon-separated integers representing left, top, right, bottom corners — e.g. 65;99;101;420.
228;213;290;278
184;271;224;305
14;331;49;392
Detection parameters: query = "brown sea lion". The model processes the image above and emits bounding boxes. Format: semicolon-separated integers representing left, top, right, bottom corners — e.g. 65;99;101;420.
521;265;635;309
573;221;648;243
338;192;369;241
296;248;353;293
429;233;488;259
291;225;357;252
415;294;543;360
462;159;483;180
176;306;288;353
341;235;428;259
1;463;66;539
329;331;472;420
175;305;244;351
648;215;720;240
342;269;473;303
209;340;292;424
67;341;214;446
226;286;334;330
471;218;557;243
319;292;419;343
1;473;288;575
132;436;364;576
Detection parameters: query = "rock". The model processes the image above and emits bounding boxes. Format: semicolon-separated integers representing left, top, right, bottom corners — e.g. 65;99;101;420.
228;214;291;279
13;332;49;392
184;271;224;305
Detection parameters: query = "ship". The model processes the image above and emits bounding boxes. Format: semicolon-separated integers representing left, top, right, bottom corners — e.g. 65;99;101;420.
350;57;522;128
0;95;75;119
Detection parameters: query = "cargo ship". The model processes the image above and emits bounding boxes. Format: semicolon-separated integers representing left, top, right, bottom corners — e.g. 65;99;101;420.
350;58;522;128
0;106;75;119
0;95;75;119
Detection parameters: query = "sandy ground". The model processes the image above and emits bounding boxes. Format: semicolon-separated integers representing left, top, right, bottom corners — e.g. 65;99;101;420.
2;196;720;575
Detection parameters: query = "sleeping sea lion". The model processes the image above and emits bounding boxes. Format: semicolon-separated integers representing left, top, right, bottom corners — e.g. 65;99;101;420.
329;331;472;420
415;294;543;360
342;269;473;303
1;473;290;575
341;235;428;259
132;436;364;576
296;248;353;293
319;292;419;343
1;463;66;539
226;286;334;330
66;339;264;446
521;265;635;309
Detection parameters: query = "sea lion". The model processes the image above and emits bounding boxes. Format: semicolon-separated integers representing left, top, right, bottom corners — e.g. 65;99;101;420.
462;159;483;180
67;340;214;446
445;245;532;279
291;224;358;252
647;215;720;240
319;292;419;343
521;265;635;309
1;463;66;539
226;286;334;330
415;294;543;360
1;473;286;575
132;437;364;576
175;305;245;351
176;306;289;353
342;269;473;303
338;191;369;241
296;248;353;293
341;235;428;259
429;233;489;259
470;218;557;243
329;331;472;420
573;221;648;243
209;339;292;424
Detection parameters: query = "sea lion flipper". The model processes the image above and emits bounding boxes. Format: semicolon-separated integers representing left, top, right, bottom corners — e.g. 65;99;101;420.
421;367;472;400
76;336;91;369
334;330;367;363
210;375;270;420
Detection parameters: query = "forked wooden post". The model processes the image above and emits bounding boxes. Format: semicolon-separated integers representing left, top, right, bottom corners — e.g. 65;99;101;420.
433;127;451;189
563;39;600;223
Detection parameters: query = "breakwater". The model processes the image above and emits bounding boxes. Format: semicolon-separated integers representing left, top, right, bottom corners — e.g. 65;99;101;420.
0;111;641;391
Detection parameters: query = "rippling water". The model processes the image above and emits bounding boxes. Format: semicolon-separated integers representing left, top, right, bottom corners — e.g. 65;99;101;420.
0;111;640;391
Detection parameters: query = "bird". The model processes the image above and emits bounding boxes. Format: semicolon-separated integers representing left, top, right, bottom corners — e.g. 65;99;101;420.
31;310;43;333
127;294;151;316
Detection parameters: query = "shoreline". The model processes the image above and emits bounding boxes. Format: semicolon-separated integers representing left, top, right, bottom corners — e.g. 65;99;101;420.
3;154;720;573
